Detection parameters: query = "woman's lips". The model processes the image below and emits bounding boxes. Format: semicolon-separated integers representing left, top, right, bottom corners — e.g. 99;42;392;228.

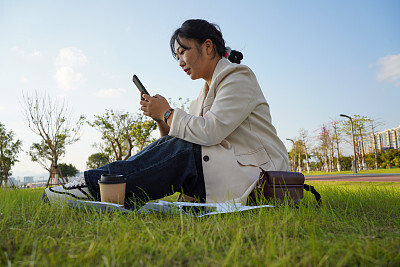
184;68;191;75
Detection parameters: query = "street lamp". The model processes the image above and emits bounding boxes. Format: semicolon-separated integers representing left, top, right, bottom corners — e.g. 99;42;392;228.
286;138;296;172
340;114;357;173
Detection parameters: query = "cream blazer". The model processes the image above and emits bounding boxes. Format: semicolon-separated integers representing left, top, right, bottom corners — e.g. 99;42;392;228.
169;58;289;204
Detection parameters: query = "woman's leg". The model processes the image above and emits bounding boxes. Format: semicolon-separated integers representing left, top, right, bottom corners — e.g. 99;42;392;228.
84;136;205;204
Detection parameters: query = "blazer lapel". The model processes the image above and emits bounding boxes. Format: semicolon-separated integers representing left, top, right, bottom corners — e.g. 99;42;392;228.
202;58;231;114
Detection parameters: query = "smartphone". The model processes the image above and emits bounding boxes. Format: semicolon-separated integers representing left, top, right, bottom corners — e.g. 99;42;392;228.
132;74;150;95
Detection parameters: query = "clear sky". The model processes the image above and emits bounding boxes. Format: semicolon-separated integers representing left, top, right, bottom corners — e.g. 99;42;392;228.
1;0;399;179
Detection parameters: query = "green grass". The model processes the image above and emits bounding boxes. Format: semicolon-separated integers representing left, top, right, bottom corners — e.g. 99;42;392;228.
304;167;400;176
1;183;400;266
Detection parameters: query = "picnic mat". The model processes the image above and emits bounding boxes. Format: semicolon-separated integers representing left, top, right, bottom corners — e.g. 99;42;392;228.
69;200;273;217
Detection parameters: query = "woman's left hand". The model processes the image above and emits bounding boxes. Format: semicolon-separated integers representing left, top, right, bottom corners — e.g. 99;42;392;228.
140;94;171;122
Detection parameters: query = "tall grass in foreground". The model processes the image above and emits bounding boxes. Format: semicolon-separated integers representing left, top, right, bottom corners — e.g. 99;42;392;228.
1;182;399;266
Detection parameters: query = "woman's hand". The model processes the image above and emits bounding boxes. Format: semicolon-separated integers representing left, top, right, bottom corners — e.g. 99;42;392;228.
140;92;171;122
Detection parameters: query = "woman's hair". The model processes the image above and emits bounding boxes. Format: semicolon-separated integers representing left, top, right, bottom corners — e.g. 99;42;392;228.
170;19;243;64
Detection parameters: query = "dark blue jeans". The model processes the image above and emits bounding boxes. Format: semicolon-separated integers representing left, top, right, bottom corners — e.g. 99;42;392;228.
84;136;205;204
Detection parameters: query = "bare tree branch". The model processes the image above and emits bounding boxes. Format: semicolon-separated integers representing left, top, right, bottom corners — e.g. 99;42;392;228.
22;91;84;177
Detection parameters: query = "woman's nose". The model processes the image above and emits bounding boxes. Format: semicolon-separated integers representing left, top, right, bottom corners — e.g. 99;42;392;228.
179;57;185;67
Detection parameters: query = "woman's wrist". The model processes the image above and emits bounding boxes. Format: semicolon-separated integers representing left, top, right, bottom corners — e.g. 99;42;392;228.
163;108;175;124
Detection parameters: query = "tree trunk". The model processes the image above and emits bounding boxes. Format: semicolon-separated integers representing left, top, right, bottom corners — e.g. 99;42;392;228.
355;136;362;171
360;136;367;170
305;154;310;173
333;123;341;172
123;138;134;160
0;172;9;186
323;148;329;172
304;148;310;173
297;151;302;172
330;141;335;172
372;131;379;169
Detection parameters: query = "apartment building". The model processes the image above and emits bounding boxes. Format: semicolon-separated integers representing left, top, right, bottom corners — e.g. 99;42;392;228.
364;125;400;154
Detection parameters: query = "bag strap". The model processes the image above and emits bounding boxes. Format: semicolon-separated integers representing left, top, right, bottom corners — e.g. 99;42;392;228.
304;184;322;207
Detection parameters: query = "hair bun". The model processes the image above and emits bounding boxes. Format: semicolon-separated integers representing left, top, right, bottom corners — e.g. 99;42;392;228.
228;50;243;64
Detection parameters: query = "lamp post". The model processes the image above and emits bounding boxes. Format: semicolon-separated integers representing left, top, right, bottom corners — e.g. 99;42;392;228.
286;138;296;172
340;114;357;173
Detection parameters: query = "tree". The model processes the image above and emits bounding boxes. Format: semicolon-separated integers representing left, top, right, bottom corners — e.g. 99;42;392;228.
58;163;79;178
287;139;297;172
287;151;294;171
310;148;324;171
354;116;371;170
381;149;400;168
130;114;157;151
367;119;385;169
86;152;109;169
169;97;190;112
88;110;157;161
0;123;23;186
316;124;332;172
340;115;372;171
22;91;84;179
295;139;304;172
331;120;342;172
340;156;353;171
89;109;136;161
365;152;382;169
298;128;311;173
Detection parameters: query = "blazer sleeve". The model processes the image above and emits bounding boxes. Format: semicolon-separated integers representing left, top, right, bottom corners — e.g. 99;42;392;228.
169;66;260;146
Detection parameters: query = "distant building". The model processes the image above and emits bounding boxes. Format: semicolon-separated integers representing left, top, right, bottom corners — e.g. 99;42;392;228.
364;125;400;154
24;176;34;184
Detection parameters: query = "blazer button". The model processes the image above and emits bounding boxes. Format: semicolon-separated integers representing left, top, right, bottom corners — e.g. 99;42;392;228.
203;155;209;162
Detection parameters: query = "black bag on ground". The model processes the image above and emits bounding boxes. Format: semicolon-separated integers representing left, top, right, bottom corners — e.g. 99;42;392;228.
247;169;321;206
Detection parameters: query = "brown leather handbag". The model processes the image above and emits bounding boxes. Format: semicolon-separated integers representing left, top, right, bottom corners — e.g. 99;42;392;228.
248;169;321;206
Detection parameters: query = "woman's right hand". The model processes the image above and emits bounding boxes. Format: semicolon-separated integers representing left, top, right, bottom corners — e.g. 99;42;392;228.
140;92;171;136
140;93;172;123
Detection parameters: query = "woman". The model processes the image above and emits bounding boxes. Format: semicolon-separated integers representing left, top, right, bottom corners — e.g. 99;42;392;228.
43;19;289;205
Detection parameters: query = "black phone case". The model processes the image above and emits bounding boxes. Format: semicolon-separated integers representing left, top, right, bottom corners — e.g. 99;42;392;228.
132;75;149;95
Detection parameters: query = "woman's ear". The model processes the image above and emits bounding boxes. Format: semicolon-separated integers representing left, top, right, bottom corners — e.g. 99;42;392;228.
203;39;214;55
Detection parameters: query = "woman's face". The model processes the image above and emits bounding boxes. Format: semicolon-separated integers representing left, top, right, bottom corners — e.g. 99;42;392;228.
174;37;208;81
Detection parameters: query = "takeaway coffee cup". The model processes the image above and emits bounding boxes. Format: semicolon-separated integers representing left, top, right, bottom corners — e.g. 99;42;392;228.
98;174;127;205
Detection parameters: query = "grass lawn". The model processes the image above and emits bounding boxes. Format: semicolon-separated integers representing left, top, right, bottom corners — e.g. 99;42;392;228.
1;182;400;266
304;167;400;176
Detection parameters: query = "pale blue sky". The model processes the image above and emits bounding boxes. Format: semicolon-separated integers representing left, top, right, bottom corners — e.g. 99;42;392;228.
1;0;399;179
